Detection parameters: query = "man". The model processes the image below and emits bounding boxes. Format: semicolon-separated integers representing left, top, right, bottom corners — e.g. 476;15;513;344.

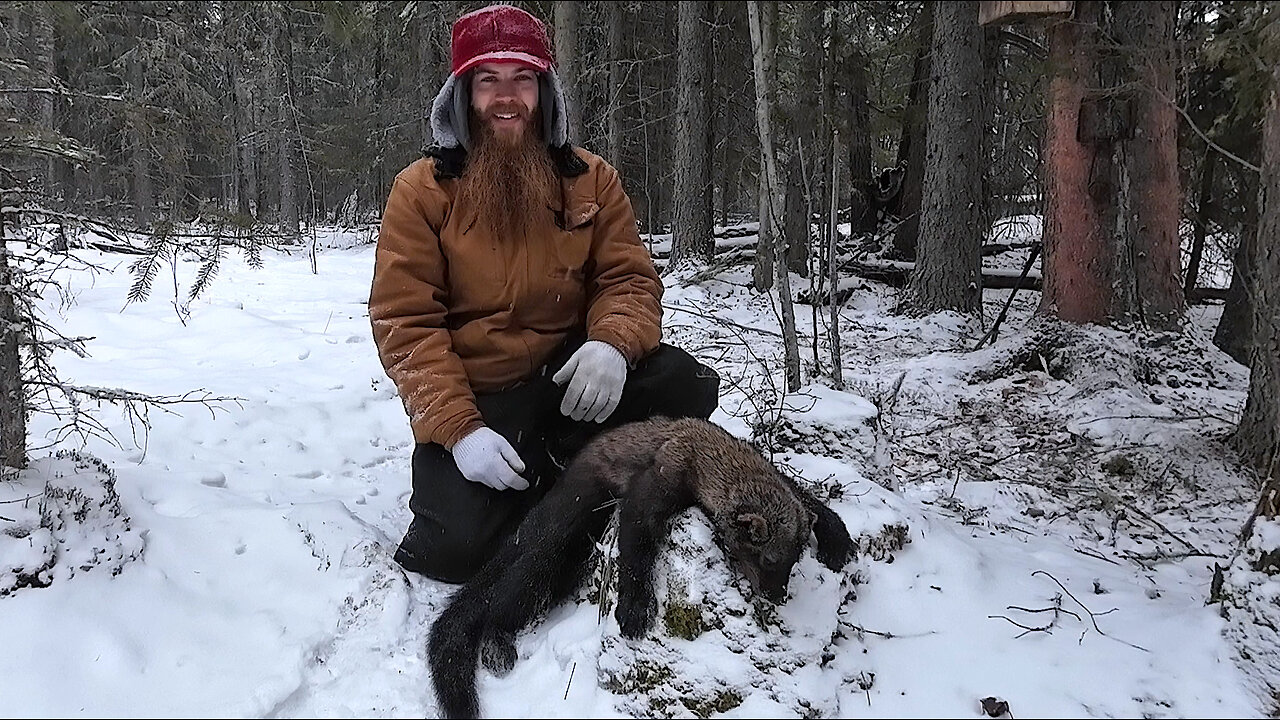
369;4;720;584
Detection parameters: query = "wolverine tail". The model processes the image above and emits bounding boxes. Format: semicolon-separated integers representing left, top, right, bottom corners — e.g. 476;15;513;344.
428;568;495;720
428;476;616;719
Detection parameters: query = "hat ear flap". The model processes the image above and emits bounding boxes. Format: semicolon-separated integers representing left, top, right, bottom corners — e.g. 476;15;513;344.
430;72;470;150
452;73;472;150
539;70;569;147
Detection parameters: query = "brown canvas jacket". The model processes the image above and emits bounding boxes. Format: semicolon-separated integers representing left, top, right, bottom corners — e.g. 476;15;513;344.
369;147;663;448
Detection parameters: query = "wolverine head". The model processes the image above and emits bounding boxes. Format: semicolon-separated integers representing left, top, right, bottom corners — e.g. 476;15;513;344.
721;486;813;603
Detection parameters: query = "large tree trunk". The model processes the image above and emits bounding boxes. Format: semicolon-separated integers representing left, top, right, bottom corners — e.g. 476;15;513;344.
671;0;714;269
1039;1;1183;329
904;0;985;314
605;0;625;168
554;1;582;144
0;216;25;470
891;1;935;260
1235;56;1280;477
748;0;801;393
846;43;875;235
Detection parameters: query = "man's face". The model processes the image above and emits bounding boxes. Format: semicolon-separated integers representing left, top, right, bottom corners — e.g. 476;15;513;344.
469;63;540;142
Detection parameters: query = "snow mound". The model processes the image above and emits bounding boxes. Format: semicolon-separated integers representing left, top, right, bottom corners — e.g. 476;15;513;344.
1;452;144;596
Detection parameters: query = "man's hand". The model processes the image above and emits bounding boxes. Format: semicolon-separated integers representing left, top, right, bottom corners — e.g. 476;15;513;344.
553;340;627;423
450;427;529;491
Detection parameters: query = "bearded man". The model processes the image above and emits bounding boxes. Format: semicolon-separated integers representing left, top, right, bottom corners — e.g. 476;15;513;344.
369;4;720;584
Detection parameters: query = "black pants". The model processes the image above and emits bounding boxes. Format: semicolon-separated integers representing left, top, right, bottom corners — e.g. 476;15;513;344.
399;337;720;583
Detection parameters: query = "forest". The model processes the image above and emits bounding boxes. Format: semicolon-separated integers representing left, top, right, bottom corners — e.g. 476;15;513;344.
2;1;1280;717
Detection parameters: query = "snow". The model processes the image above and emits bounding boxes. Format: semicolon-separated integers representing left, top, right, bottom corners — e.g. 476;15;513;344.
0;225;1267;718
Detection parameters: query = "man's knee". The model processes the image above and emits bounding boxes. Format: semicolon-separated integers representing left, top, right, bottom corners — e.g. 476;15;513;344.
629;343;720;420
400;442;535;583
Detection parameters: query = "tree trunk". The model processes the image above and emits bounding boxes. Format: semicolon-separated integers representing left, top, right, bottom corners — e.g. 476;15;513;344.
128;13;153;229
784;153;809;278
748;0;801;393
904;0;984;315
1234;56;1280;477
605;0;625;168
1185;151;1217;302
1215;193;1258;364
276;5;299;239
1039;1;1183;329
31;3;55;197
671;0;714;270
847;44;875;234
554;1;583;144
0;216;25;470
892;1;935;260
753;163;774;291
751;0;779;293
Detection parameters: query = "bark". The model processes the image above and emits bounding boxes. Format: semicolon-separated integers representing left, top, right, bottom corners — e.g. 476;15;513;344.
1234;57;1280;476
751;0;779;292
1184;151;1217;302
128;13;153;228
554;1;583;143
276;5;299;238
892;1;935;260
671;0;714;269
846;44;875;234
904;0;985;315
605;0;625;169
748;0;801;393
754;162;774;291
31;3;54;195
0;215;25;470
1215;194;1258;364
1039;1;1183;329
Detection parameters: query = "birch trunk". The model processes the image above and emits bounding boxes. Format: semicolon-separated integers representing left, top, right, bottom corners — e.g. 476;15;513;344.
748;0;801;393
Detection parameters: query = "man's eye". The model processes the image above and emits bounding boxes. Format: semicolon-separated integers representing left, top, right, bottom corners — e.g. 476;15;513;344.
480;76;496;83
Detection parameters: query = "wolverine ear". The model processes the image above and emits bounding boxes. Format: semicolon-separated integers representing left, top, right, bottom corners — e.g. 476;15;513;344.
736;512;770;544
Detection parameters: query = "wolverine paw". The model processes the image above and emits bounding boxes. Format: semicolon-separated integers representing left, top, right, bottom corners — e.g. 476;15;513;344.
480;631;518;676
615;592;657;639
815;516;855;571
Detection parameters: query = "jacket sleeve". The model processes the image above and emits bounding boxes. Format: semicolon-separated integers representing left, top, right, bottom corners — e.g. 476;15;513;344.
369;171;484;448
584;163;663;363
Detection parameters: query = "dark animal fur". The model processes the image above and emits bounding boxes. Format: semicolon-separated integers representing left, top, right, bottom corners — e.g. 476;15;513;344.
427;417;854;719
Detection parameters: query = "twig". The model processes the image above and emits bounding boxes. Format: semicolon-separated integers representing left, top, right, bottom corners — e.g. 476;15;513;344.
0;492;43;505
564;662;576;700
1031;570;1149;652
973;242;1042;351
1071;545;1121;566
1117;501;1203;554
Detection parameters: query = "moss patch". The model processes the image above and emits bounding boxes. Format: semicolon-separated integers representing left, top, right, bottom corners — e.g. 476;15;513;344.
663;598;708;640
680;689;744;718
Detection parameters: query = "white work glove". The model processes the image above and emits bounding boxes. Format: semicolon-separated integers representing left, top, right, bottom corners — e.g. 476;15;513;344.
450;427;529;491
553;340;628;423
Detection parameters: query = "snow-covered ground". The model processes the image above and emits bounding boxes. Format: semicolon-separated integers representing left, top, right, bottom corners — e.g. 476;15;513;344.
0;222;1266;718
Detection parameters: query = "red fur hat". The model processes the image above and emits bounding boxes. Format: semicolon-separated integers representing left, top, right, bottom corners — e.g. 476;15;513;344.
451;5;555;77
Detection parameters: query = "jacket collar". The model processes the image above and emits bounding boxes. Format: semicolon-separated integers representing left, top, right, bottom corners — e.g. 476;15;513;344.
425;144;596;232
425;143;588;180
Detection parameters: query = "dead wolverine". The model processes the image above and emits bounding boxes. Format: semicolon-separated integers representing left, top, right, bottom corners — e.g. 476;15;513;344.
427;416;854;719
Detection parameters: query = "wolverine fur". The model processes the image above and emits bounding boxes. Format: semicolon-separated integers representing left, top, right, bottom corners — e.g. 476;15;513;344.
427;416;854;719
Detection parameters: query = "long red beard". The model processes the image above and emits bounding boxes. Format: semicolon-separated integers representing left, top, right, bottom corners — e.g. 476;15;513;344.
456;106;558;241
